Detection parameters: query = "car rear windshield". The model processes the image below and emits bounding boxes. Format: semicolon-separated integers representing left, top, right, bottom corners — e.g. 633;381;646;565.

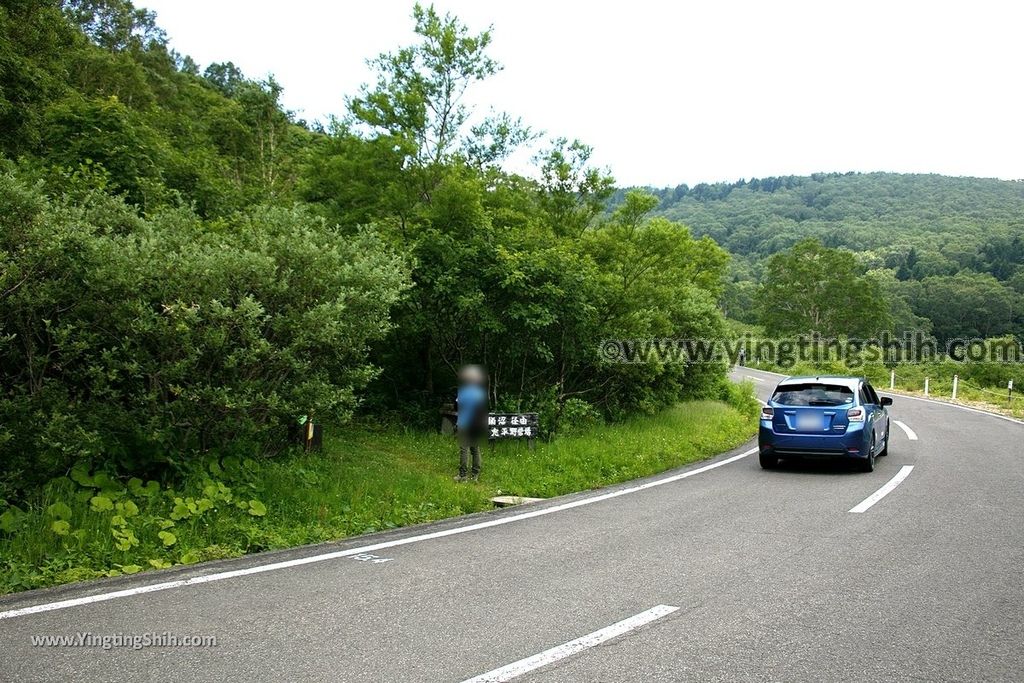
772;383;855;407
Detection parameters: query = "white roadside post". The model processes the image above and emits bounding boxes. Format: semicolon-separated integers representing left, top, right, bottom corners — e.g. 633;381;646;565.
1010;379;1014;406
890;369;895;390
924;377;930;397
952;374;959;400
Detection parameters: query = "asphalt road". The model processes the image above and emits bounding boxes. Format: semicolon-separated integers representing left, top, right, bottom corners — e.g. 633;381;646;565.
2;366;1023;682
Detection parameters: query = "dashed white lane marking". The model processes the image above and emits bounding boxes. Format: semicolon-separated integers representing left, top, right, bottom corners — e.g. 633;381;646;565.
460;605;679;683
744;375;765;382
893;420;918;441
0;450;756;621
849;465;915;513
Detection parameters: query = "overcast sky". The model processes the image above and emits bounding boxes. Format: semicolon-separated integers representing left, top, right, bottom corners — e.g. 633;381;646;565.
143;0;1023;187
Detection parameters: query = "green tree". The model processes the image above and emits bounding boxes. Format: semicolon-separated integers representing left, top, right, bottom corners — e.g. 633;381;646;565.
62;0;166;52
349;4;496;168
345;3;528;205
582;191;730;416
757;239;891;337
536;138;615;238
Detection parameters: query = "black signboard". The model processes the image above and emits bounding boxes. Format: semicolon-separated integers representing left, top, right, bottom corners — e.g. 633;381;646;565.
486;412;539;441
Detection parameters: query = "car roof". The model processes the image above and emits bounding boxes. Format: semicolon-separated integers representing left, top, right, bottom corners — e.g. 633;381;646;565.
775;375;864;390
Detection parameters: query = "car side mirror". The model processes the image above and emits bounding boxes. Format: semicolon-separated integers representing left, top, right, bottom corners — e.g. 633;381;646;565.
881;397;893;406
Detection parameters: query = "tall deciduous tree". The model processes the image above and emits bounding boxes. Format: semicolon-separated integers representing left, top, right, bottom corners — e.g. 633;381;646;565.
62;0;165;52
347;4;528;197
536;138;615;238
757;239;891;338
351;4;489;165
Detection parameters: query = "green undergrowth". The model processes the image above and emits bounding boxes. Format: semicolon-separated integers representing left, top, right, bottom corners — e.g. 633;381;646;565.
0;397;756;595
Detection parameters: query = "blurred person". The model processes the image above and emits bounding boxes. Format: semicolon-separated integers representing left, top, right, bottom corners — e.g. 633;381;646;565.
455;365;488;481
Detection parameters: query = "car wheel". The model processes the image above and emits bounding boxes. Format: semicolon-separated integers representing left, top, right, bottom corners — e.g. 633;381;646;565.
859;436;876;472
879;422;890;456
759;453;778;469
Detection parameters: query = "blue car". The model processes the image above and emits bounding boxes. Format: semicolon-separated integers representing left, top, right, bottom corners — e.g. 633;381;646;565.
758;376;892;472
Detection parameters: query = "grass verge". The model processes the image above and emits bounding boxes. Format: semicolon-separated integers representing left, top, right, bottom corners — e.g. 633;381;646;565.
0;398;756;595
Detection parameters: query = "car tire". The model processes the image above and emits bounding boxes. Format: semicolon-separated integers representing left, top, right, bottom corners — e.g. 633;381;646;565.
859;436;876;472
759;453;778;469
878;422;890;456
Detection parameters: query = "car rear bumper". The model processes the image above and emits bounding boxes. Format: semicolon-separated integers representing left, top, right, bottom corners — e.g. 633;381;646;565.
759;422;870;459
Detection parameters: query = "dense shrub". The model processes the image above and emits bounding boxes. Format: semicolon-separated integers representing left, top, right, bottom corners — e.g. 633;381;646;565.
0;171;408;495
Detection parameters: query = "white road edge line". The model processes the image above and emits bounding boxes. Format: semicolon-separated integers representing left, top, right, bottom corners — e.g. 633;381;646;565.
885;391;1024;426
0;450;756;621
849;465;914;513
460;605;679;683
893;420;918;441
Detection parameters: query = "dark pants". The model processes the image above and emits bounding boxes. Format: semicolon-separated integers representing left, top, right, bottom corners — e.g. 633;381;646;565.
458;431;482;477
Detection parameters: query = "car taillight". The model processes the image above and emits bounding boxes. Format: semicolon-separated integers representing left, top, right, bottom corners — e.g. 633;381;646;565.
761;406;774;420
847;407;864;422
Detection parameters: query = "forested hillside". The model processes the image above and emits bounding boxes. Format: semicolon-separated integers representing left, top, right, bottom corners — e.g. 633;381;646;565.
2;1;316;214
625;173;1024;341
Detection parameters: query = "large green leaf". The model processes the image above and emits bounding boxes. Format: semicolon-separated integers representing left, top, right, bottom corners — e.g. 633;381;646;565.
47;502;73;520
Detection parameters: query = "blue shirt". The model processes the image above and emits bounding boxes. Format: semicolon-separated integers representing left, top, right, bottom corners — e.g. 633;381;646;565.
456;385;486;429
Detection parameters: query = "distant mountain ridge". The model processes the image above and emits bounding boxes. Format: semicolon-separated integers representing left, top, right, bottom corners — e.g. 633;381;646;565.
615;172;1024;285
611;172;1024;339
